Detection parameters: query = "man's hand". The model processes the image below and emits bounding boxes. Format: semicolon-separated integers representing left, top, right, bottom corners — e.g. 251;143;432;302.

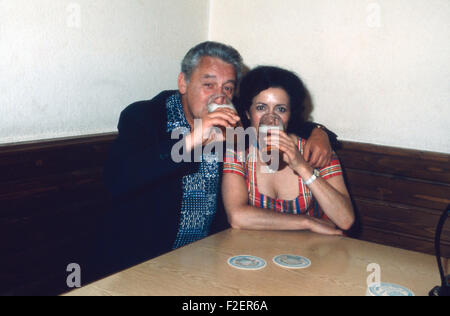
303;127;332;168
186;108;240;152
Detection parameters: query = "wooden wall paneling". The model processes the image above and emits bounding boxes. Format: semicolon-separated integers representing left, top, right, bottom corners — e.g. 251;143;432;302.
0;134;116;295
344;169;450;211
354;197;450;242
360;226;450;258
0;133;115;183
336;141;450;258
337;141;450;183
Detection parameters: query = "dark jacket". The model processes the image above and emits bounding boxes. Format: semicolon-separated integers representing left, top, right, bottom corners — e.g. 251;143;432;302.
96;90;337;273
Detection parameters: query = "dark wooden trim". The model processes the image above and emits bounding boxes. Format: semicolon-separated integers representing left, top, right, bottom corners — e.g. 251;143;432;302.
344;169;450;210
338;140;450;161
0;132;118;152
336;140;450;258
0;133;117;183
354;197;450;241
337;141;450;183
360;226;450;257
0;133;117;295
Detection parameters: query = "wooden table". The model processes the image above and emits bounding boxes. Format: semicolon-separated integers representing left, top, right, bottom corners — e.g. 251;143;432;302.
65;229;444;296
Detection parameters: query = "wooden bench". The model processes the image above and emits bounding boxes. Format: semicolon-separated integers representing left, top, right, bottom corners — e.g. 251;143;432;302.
1;133;449;295
336;141;450;257
0;133;116;295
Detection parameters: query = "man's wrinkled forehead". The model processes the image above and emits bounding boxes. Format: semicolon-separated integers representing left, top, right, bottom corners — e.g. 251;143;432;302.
200;74;236;85
193;56;236;81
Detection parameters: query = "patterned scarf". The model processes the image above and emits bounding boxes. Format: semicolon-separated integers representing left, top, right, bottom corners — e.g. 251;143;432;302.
166;93;220;249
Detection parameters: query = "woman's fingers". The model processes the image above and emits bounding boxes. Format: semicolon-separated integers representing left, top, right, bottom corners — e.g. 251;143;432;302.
263;135;298;160
263;134;294;150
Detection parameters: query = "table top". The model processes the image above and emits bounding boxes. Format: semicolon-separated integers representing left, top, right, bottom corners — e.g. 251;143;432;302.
66;229;443;296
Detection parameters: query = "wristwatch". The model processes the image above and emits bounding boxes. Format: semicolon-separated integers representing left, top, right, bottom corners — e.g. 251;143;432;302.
305;168;320;186
314;124;328;132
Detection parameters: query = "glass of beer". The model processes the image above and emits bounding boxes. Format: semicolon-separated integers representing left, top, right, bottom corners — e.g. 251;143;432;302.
207;94;242;140
207;94;237;115
258;113;284;170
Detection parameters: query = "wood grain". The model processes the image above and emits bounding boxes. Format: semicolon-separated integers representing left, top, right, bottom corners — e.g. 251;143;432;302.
354;197;450;241
344;169;450;211
336;141;450;257
337;141;450;183
0;133;116;295
65;229;441;296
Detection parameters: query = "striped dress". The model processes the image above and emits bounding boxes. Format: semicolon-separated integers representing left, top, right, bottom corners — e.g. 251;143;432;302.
223;136;343;219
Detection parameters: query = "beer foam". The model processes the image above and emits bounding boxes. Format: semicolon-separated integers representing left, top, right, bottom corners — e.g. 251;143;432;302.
208;103;237;113
258;124;284;134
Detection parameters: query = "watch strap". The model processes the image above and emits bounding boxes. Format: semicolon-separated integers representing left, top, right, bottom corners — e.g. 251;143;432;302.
305;169;320;186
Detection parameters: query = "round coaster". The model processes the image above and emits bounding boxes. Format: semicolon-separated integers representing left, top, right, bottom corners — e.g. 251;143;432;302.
228;255;267;270
366;282;414;296
272;254;311;269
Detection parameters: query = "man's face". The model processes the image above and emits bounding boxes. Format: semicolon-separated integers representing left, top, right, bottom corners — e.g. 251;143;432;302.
178;56;236;125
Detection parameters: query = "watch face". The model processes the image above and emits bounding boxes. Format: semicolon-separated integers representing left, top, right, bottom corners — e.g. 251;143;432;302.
314;169;320;177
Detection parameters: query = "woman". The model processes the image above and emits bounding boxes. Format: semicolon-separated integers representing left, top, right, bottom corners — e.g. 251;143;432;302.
222;66;354;235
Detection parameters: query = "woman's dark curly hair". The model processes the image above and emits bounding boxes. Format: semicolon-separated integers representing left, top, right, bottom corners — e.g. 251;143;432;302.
235;66;307;135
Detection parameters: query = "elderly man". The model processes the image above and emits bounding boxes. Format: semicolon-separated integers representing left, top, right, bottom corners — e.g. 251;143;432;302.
98;41;337;272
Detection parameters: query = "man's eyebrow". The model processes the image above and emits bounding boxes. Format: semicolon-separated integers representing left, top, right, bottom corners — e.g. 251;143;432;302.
201;74;217;79
224;79;236;85
201;75;236;85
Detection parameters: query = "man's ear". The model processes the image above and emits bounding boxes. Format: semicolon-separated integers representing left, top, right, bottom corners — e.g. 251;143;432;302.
178;72;187;95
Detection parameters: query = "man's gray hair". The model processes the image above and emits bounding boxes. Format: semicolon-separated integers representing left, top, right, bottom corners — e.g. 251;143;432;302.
181;41;243;83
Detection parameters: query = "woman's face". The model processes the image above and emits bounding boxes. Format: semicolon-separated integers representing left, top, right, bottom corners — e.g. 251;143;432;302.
246;87;291;129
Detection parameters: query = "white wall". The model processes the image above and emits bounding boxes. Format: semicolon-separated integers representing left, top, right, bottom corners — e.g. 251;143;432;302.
209;0;450;154
2;0;449;154
0;0;209;144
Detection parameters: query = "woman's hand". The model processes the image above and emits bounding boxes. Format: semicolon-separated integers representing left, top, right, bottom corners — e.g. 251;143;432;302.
306;216;343;236
264;131;309;171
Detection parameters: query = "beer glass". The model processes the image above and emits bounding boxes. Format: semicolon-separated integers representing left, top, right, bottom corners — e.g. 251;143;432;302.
258;113;284;171
207;95;242;140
